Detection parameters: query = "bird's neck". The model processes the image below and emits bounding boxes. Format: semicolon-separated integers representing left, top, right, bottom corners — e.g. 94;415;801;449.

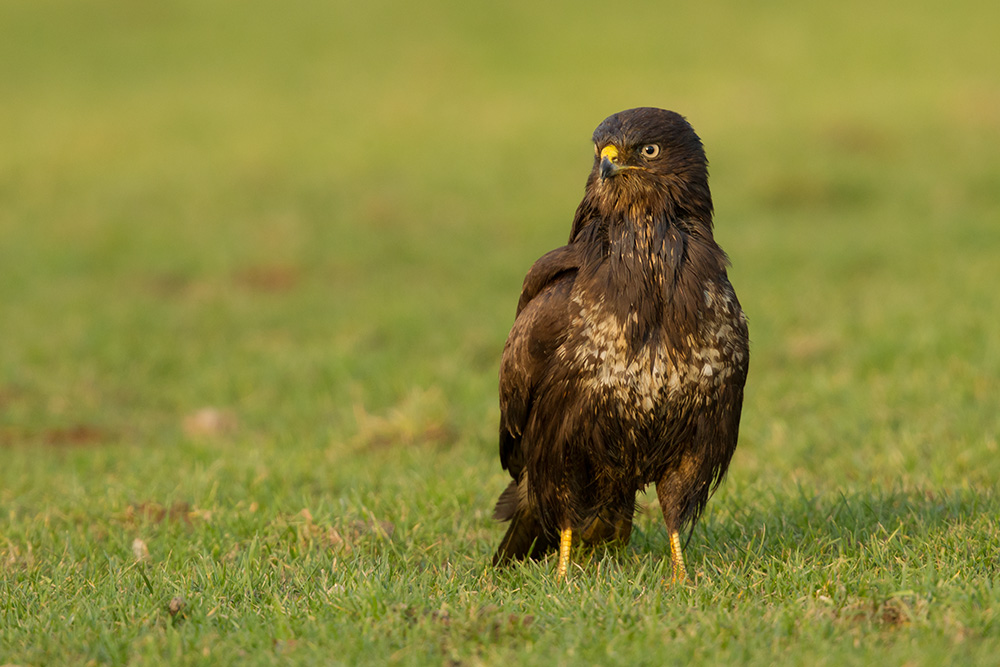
592;209;715;270
575;210;726;324
605;213;685;283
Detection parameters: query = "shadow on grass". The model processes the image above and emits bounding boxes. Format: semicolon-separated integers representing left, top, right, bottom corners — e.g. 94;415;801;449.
627;486;998;575
482;489;1000;578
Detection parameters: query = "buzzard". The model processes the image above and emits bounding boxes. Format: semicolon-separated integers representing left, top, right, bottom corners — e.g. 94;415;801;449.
492;107;749;581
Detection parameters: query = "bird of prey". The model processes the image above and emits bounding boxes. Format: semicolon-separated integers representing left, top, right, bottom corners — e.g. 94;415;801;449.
492;107;749;582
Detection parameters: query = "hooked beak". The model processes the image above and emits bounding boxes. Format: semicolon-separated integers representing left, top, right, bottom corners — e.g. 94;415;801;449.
599;145;623;180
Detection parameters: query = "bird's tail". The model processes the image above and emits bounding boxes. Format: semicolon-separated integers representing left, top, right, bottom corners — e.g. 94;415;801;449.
492;482;555;565
493;509;556;566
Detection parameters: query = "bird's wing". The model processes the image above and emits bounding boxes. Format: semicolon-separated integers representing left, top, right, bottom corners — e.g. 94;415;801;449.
513;244;580;316
498;245;581;476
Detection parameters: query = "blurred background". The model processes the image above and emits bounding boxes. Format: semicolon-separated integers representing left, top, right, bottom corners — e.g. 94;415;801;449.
1;0;998;497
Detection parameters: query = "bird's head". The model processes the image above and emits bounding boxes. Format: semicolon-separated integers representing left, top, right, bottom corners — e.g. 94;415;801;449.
586;107;713;225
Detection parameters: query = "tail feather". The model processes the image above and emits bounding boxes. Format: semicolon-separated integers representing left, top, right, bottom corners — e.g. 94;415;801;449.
492;481;556;566
493;508;555;566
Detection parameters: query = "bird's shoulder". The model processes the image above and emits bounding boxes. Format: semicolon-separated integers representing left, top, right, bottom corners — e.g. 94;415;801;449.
515;244;585;316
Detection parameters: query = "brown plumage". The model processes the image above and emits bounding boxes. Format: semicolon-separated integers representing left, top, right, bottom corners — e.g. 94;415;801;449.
492;108;749;580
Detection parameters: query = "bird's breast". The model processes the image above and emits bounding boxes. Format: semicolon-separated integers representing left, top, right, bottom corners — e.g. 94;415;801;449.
565;279;746;417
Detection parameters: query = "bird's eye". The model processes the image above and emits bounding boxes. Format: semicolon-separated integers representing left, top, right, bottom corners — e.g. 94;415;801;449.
641;144;660;159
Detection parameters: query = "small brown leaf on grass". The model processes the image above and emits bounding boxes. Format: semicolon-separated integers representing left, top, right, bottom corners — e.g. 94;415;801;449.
234;265;300;292
182;408;237;438
43;425;108;447
0;424;111;448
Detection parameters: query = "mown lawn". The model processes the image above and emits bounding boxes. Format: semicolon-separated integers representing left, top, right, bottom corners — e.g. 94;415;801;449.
2;1;998;664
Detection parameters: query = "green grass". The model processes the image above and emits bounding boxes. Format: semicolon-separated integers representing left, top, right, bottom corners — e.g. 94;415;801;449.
2;0;999;664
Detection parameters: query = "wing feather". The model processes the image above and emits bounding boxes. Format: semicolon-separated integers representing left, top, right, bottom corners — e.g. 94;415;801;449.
498;245;581;475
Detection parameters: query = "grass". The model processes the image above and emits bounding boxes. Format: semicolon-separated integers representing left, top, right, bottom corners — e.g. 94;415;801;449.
2;0;999;664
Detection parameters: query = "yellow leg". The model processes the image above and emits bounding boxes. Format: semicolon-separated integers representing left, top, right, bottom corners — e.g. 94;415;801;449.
669;530;687;584
556;527;573;580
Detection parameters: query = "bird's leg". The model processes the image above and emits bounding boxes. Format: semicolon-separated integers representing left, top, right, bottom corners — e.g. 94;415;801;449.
656;477;688;585
556;526;572;580
668;529;687;584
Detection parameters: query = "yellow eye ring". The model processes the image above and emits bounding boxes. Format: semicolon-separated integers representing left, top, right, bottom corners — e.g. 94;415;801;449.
641;144;660;159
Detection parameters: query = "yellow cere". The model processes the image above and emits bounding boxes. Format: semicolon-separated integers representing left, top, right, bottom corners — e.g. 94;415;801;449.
600;145;620;162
